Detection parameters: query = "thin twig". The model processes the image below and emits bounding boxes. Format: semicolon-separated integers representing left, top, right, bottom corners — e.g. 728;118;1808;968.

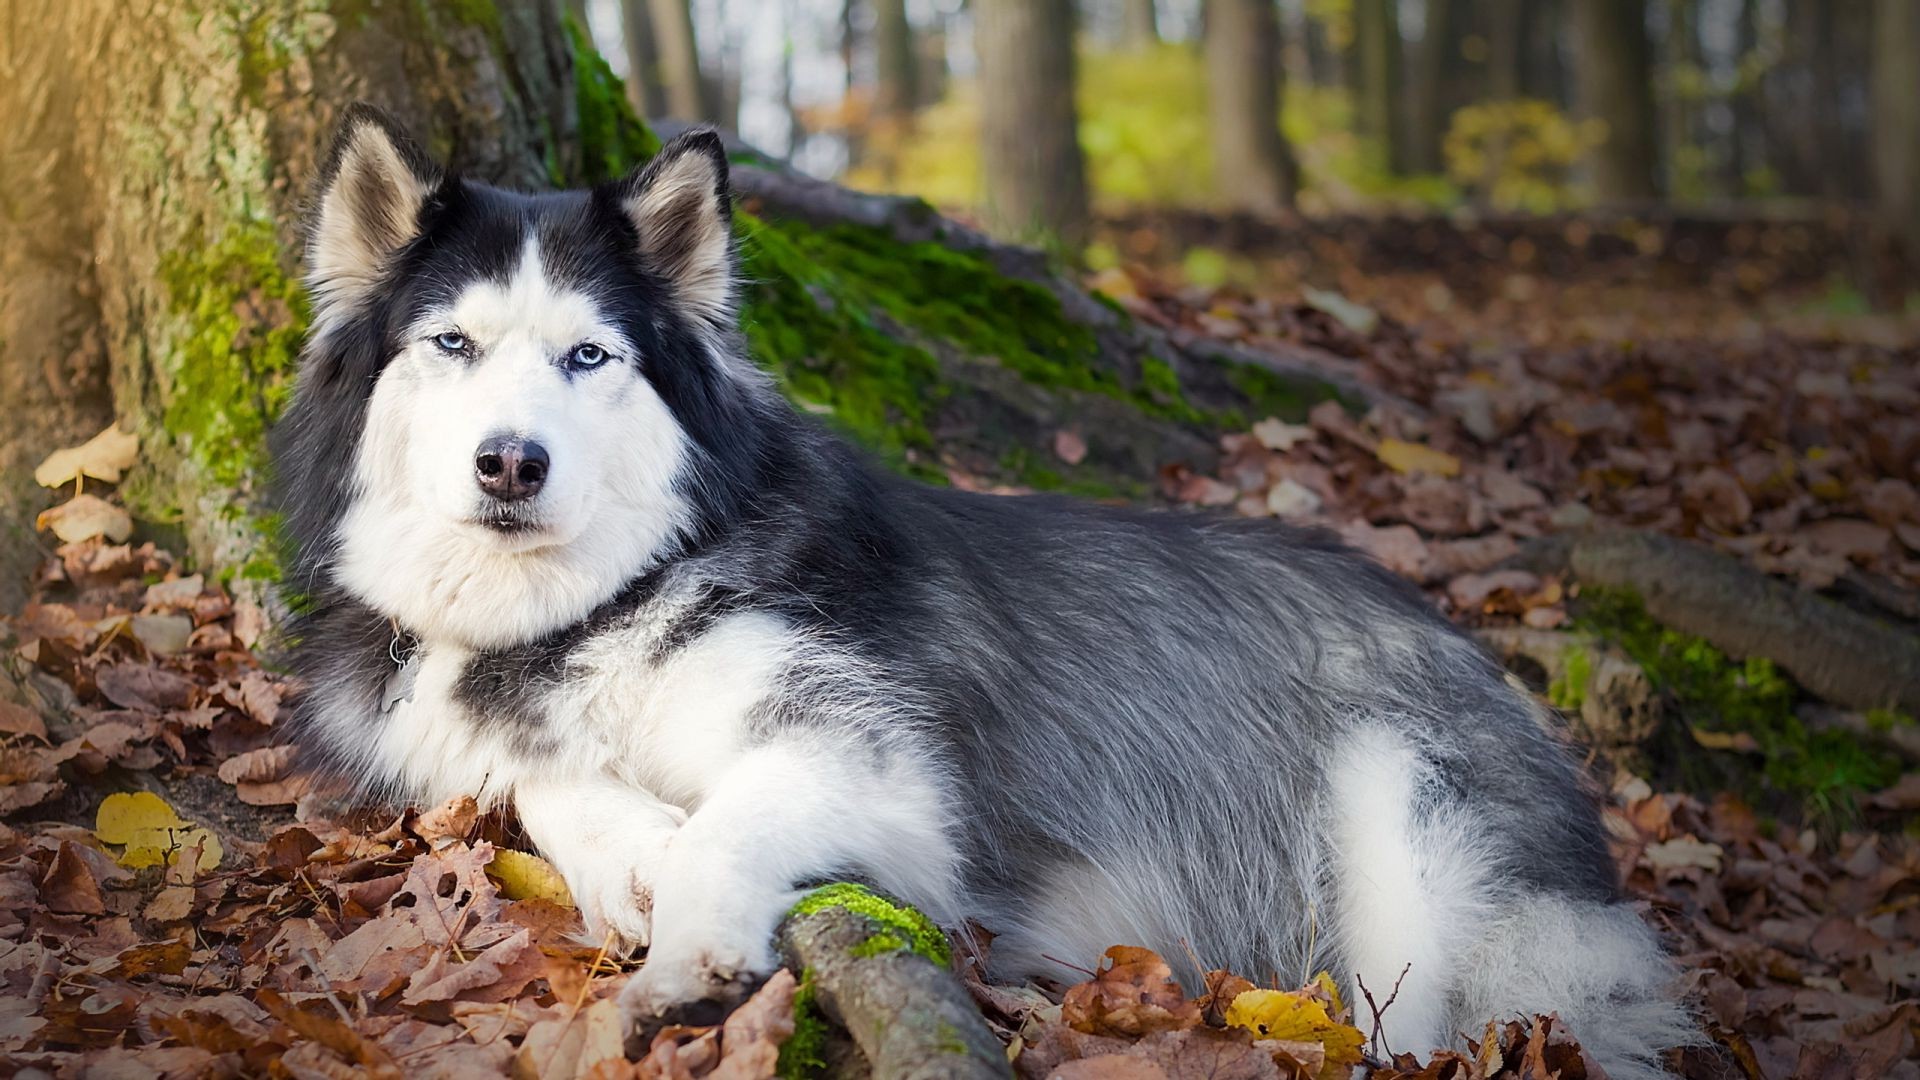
300;947;357;1028
1355;962;1412;1060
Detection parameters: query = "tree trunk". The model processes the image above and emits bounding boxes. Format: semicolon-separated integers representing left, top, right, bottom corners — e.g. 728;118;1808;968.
873;0;918;123
1871;0;1920;258
1407;0;1456;174
1486;0;1523;101
1725;0;1761;194
1522;0;1569;104
1571;0;1659;202
974;0;1091;249
1122;0;1160;49
1352;0;1404;174
1204;0;1299;212
622;0;668;118
1659;0;1701;200
649;0;708;122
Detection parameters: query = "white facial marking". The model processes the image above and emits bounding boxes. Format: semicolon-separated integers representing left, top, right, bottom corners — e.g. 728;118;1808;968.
334;235;693;650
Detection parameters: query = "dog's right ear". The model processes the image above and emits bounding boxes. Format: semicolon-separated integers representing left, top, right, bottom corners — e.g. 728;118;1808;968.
307;103;439;324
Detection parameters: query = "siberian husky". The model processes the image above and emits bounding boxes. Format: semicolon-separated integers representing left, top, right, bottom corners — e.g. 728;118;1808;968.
273;104;1693;1074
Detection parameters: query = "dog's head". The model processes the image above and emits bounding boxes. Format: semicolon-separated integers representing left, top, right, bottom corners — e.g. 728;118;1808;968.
277;105;764;649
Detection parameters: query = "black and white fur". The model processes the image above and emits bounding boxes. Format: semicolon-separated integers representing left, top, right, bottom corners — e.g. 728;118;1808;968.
274;105;1695;1074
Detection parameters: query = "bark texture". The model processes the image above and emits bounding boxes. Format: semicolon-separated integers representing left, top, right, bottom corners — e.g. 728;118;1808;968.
780;905;1006;1080
974;0;1091;249
1205;0;1300;213
1571;0;1659;202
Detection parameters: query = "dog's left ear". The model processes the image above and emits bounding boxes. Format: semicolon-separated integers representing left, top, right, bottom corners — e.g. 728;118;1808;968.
616;130;736;331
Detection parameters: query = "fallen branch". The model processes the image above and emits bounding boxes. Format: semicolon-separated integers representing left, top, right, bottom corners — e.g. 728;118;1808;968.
778;887;1006;1080
1520;531;1920;715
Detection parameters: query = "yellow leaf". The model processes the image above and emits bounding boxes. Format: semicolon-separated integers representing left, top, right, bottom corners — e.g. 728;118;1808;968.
35;494;133;543
1310;970;1346;1017
1376;438;1462;477
95;792;187;845
34;425;140;488
119;826;223;873
488;848;575;906
1225;987;1366;1080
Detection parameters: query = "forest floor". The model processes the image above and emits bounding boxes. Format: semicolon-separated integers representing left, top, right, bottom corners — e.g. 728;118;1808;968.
1;213;1917;1079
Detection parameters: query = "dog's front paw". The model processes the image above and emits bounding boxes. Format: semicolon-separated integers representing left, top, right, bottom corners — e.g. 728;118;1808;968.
618;935;774;1037
560;830;678;951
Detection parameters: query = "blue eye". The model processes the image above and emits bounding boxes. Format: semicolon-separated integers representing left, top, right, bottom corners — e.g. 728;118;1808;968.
570;343;610;369
434;331;469;353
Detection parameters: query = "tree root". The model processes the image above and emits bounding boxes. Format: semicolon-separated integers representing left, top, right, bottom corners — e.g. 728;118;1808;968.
778;895;1006;1080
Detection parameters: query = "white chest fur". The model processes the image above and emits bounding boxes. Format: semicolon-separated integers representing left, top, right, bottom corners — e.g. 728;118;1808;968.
370;605;798;811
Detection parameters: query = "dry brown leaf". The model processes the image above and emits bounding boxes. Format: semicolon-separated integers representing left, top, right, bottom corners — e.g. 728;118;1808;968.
34;425;140;488
0;702;48;742
1061;946;1201;1038
413;794;481;842
709;967;799;1079
215;744;296;785
35;495;133;544
515;997;626;1080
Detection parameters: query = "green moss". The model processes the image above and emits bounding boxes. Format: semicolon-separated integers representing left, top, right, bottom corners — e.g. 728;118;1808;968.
1865;707;1915;733
848;932;907;959
1223;362;1341;429
776;970;830;1080
1575;589;1903;824
565;17;660;184
147;222;307;531
787;882;952;968
739;214;1305;486
1547;641;1592;712
738;218;947;473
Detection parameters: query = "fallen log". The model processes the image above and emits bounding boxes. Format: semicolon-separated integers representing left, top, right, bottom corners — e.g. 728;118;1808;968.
777;885;1007;1080
1547;532;1920;715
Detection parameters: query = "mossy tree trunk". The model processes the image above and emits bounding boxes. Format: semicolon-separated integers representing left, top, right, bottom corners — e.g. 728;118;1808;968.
2;0;1356;594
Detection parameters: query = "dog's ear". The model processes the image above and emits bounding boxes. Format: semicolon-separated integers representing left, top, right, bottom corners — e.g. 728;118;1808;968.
615;130;735;331
307;103;439;323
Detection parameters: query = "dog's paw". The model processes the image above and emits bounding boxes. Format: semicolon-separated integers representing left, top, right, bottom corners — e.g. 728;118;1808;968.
618;938;772;1035
561;830;678;951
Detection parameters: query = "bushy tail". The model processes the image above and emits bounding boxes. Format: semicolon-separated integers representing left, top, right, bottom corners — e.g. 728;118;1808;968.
1452;895;1701;1080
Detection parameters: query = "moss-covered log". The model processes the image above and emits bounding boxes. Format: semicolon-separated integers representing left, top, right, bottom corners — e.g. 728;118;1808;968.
0;0;1355;594
779;885;1006;1080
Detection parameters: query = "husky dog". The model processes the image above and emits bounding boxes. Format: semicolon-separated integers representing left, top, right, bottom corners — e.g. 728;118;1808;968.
274;104;1693;1075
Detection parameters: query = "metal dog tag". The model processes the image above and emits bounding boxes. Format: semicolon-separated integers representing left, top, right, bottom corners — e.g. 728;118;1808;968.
381;652;421;714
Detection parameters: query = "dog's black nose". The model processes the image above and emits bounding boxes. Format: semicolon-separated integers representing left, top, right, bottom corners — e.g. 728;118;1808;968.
474;435;549;502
